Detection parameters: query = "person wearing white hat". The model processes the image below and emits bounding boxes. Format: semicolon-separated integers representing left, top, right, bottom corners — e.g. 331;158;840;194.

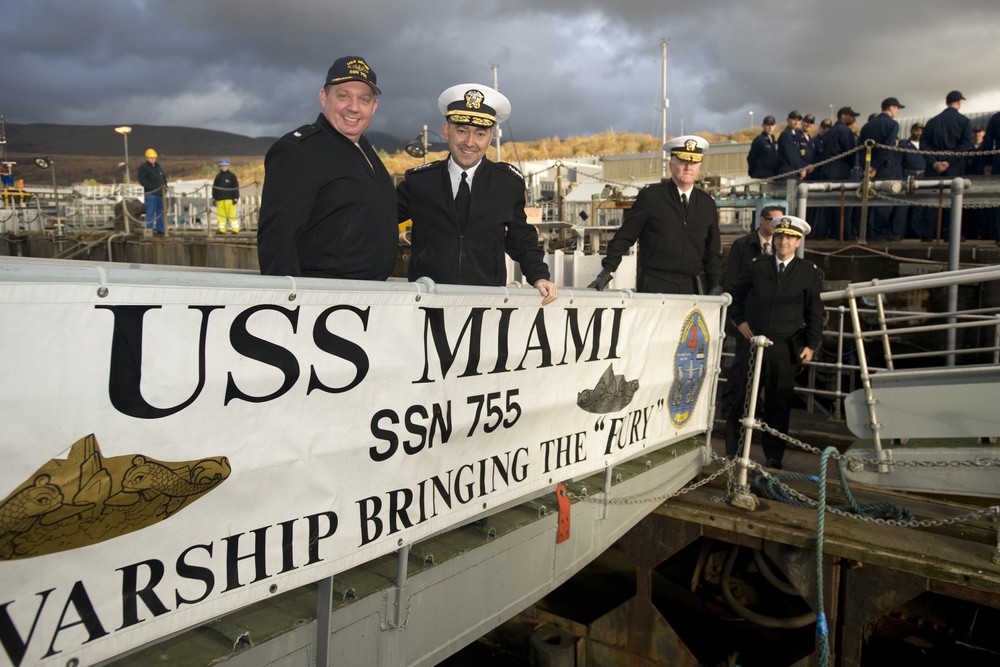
589;135;722;295
137;148;167;234
725;214;824;469
212;158;241;234
397;84;557;304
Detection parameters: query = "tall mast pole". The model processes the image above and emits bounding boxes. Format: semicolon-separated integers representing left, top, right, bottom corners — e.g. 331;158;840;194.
492;65;501;162
661;40;669;179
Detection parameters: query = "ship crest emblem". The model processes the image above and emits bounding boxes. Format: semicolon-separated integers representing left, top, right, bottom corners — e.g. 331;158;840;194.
668;310;710;428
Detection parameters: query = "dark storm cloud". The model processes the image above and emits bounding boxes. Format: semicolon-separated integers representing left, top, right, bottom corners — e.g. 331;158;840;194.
2;0;998;144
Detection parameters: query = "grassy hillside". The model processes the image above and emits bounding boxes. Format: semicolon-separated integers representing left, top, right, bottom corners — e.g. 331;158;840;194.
5;123;762;187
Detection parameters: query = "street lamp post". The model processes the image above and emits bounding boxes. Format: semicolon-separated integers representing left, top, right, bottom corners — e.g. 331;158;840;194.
749;110;754;129
33;156;59;220
114;126;132;186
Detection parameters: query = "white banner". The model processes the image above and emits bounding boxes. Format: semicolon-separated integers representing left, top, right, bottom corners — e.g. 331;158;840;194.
0;275;723;666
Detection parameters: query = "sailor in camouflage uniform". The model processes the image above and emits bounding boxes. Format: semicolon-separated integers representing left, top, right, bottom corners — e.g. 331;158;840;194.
397;83;557;304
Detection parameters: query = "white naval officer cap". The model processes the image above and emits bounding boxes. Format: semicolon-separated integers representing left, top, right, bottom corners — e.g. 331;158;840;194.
438;83;511;128
664;135;709;163
772;215;812;238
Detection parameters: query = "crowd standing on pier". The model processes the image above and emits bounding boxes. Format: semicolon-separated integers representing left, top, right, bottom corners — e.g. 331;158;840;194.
746;91;1000;243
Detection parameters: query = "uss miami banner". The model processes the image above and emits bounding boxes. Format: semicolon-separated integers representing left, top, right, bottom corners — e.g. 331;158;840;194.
0;261;726;666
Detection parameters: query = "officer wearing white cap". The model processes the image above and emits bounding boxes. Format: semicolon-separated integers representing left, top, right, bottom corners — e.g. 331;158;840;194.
137;148;167;234
725;214;824;469
258;56;397;279
397;84;557;304
590;134;722;295
212;158;240;234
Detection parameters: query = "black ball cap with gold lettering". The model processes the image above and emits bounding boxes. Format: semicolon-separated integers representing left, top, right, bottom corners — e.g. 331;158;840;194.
325;56;380;95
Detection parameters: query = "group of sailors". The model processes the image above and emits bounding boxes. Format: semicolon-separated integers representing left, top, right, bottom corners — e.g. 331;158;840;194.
747;92;1000;242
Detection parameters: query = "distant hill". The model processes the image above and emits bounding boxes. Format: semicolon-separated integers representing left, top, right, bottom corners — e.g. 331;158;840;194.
4;123;406;157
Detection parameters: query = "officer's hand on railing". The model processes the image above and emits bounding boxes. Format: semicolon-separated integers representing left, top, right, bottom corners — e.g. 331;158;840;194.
709;285;725;296
588;269;613;291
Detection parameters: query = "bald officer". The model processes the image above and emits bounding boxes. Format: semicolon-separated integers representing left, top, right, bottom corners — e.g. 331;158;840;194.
590;135;722;295
725;215;824;469
397;84;557;304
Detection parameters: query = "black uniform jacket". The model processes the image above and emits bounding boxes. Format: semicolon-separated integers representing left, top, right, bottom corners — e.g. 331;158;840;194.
257;114;397;280
923;107;973;177
729;255;824;350
602;181;722;291
724;230;768;334
859;113;901;177
747;132;779;179
777;126;805;174
823;122;857;181
212;170;240;201
137;161;167;195
397;158;549;287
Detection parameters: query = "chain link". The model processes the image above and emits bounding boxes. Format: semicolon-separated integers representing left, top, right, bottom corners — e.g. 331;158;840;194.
867;188;1000;210
565;456;736;506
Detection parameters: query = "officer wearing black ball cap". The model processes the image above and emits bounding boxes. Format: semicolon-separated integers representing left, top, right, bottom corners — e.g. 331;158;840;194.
257;56;397;280
396;84;557;304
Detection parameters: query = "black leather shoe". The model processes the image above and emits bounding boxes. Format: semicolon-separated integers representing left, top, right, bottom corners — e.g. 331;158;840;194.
766;458;783;470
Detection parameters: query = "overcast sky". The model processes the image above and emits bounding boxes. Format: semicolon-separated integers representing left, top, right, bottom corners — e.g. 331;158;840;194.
3;0;999;145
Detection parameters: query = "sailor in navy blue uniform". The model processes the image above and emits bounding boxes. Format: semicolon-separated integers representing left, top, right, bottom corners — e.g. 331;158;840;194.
397;84;557;304
923;90;973;178
777;110;807;179
799;114;817;177
823;107;862;238
747;115;779;179
725;215;824;468
859;97;905;239
899;123;928;239
985;112;1000;242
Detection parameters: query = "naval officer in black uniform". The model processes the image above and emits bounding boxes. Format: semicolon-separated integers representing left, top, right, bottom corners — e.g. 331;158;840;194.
396;84;557;304
257;56;398;280
725;215;824;469
589;135;722;295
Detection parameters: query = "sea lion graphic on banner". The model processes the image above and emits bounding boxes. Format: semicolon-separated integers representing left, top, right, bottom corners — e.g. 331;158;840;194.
0;434;230;560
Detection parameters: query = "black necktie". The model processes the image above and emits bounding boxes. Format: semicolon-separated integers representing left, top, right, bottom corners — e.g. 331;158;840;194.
778;261;785;276
456;171;471;229
680;193;688;216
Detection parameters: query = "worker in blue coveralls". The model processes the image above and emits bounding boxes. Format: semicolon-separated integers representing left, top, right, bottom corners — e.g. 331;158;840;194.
138;148;167;234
